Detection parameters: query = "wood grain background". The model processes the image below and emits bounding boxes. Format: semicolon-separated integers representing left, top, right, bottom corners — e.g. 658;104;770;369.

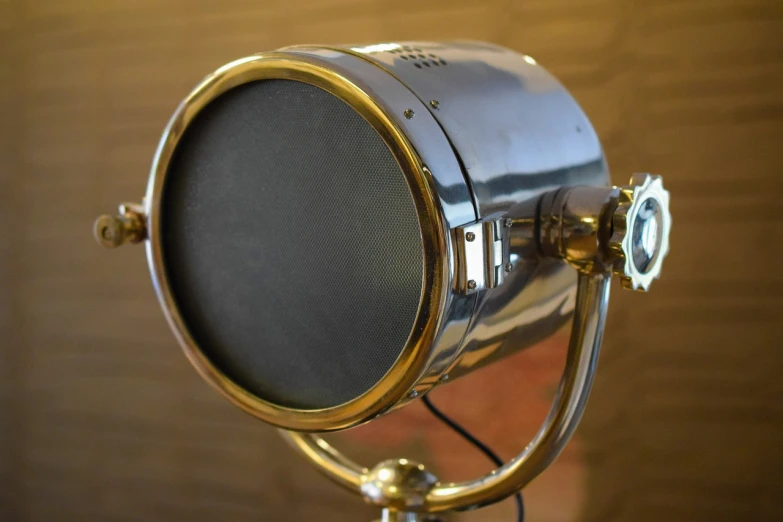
2;1;782;521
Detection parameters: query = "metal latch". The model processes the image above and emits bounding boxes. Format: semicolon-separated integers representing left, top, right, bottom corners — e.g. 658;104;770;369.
453;213;511;294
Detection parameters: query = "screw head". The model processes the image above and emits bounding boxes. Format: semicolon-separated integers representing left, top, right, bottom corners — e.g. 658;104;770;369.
409;390;419;399
504;218;513;228
505;262;513;272
429;100;440;109
467;280;477;290
404;108;415;119
465;232;476;242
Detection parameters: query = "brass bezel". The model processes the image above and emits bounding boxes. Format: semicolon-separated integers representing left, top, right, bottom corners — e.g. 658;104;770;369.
143;52;448;432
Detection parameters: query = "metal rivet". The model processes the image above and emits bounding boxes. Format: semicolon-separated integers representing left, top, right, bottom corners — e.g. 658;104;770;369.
404;108;415;119
439;374;450;384
429;100;440;109
409;390;419;399
504;218;513;228
465;232;476;242
505;262;513;273
467;280;477;290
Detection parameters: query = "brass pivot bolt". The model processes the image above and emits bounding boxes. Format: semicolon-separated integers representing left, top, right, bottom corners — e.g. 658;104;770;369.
361;458;438;516
94;202;147;248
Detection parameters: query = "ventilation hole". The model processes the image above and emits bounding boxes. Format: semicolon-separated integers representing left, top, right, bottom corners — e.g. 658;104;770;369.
440;58;447;65
428;53;437;58
431;60;439;67
423;61;430;67
414;63;422;69
418;54;426;59
408;54;417;59
401;55;408;60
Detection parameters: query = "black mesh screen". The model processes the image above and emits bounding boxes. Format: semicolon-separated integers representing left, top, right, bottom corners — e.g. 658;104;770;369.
161;79;424;409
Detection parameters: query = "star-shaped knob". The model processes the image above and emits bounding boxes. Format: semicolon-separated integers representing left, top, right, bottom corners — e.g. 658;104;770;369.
608;174;672;291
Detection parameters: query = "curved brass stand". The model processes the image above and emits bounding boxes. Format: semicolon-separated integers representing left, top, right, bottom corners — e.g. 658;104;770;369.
280;271;609;515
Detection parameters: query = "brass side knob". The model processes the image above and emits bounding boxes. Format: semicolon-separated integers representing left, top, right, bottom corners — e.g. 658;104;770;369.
94;202;147;248
608;174;672;291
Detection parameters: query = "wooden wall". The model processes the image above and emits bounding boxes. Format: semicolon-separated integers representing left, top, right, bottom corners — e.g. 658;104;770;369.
1;1;782;521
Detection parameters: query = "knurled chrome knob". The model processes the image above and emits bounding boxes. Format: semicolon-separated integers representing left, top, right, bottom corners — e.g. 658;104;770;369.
608;174;672;291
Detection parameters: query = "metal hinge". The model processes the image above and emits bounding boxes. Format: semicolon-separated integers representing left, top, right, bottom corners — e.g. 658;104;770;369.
453;213;511;294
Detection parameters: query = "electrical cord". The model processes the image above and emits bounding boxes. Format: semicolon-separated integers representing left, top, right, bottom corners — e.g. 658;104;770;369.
421;394;525;522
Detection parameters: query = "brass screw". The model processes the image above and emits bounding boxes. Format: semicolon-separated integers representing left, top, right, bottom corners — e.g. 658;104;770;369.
466;232;476;242
429;100;440;109
404;108;415;119
467;280;477;290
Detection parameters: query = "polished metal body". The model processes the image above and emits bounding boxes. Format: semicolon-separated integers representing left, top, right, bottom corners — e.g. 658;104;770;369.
344;43;607;383
93;40;672;517
279;41;609;408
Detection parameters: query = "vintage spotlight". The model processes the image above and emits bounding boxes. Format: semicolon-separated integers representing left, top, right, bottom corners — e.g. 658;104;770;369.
95;41;671;520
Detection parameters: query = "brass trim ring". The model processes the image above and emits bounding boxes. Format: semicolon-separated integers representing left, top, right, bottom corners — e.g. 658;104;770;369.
144;52;448;432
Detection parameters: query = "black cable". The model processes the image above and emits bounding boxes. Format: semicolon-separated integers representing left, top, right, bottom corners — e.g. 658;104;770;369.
421;394;524;522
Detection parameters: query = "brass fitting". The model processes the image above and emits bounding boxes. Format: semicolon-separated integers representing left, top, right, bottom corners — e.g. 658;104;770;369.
536;174;671;291
93;202;147;248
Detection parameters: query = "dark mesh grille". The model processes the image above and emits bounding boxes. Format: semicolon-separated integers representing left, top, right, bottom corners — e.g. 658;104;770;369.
161;79;424;409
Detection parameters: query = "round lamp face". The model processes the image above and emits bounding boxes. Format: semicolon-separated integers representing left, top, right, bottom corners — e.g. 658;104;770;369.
160;79;425;410
143;55;449;431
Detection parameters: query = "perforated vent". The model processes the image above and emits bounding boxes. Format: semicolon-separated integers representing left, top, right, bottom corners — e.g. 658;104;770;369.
161;79;424;410
387;45;448;69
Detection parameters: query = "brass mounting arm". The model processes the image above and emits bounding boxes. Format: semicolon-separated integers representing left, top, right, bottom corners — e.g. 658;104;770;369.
280;174;671;514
